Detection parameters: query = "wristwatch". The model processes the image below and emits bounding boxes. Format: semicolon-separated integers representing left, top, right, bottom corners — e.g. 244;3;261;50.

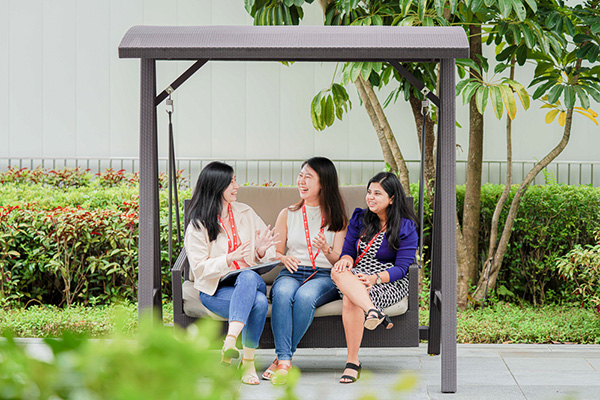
375;272;383;285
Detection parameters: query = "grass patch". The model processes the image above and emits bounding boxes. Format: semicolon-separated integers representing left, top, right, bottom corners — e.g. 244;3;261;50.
2;302;598;343
0;302;173;338
422;302;600;344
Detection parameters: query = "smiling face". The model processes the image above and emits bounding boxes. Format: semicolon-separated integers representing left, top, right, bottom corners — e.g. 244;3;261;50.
222;175;239;205
366;182;393;220
297;164;321;206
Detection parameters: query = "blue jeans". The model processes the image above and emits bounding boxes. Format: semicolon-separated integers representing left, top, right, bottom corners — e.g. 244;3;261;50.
270;266;340;360
199;269;268;349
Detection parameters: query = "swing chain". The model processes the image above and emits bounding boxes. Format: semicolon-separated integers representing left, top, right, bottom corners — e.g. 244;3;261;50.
166;86;174;114
420;87;430;116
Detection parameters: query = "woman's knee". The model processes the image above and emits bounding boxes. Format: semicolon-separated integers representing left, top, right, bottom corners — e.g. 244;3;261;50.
252;293;269;314
271;278;298;302
235;269;261;287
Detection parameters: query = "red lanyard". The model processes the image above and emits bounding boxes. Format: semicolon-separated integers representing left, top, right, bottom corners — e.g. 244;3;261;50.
302;204;325;270
219;203;240;270
354;228;385;266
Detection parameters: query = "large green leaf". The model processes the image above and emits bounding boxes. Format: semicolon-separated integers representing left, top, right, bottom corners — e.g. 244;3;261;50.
574;86;590;110
499;84;517;119
498;0;512;18
457;58;482;74
475;85;489;114
350;62;364;82
511;0;526;21
523;0;537;13
521;24;535;48
311;94;325;131
516;44;528;66
434;0;445;17
564;86;576;110
418;0;426;21
456;78;477;96
547;84;564;104
506;79;530;110
489;86;504;119
582;84;600;103
462;81;481;104
324;95;335;126
532;80;557;100
361;62;372;80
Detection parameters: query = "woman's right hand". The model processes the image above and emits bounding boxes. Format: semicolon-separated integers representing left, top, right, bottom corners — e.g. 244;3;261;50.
281;255;300;273
226;241;251;268
332;256;353;273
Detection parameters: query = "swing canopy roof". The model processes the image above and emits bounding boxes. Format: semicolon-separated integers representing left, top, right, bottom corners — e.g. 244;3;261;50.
118;24;467;394
118;25;469;61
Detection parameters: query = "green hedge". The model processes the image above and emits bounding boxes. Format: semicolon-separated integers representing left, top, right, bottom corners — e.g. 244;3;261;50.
1;168;190;307
2;167;600;307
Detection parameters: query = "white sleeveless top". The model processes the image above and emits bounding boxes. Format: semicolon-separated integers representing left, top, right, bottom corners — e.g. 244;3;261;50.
286;204;336;269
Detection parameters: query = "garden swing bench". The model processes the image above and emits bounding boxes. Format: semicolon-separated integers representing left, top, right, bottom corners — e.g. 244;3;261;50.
119;25;468;393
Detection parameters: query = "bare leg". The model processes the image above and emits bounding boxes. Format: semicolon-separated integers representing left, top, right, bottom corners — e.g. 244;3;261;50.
241;347;259;385
222;321;244;364
340;295;365;383
225;321;244;347
331;269;376;313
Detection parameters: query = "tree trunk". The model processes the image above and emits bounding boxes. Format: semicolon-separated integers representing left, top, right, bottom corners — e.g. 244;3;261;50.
478;63;515;303
408;92;436;200
473;107;575;301
355;75;411;193
354;77;399;174
457;24;484;309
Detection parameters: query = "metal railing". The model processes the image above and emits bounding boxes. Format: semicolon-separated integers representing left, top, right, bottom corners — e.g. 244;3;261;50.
1;157;599;187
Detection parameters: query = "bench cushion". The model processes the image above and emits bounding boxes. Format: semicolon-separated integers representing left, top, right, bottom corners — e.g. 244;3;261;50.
182;280;408;320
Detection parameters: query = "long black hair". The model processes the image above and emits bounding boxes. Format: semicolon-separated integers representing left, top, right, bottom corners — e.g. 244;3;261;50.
361;172;417;250
189;161;234;242
290;156;347;232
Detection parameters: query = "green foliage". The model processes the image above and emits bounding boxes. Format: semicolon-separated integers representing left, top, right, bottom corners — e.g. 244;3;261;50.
0;168;191;307
474;183;600;305
454;302;600;344
556;231;600;309
0;303;144;337
0;317;239;399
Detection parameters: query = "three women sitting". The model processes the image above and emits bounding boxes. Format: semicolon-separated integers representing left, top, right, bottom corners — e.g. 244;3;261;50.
185;160;418;385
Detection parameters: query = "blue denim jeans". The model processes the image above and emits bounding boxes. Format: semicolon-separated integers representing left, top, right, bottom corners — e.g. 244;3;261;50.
270;266;340;360
199;269;268;349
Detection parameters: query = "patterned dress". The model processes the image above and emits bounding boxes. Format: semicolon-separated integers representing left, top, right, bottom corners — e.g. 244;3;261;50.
351;231;409;311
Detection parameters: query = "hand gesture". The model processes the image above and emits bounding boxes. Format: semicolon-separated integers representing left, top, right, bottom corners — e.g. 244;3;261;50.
281;255;300;273
312;232;330;254
227;241;251;268
356;273;374;290
255;225;280;257
332;257;353;273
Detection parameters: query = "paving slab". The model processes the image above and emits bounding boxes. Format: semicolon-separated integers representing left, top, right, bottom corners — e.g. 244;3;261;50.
12;340;600;399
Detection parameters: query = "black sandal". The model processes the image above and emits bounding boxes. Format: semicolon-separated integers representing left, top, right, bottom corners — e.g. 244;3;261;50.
339;362;362;384
364;308;394;330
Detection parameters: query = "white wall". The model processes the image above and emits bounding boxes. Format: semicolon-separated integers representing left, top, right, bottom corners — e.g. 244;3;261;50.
1;0;599;179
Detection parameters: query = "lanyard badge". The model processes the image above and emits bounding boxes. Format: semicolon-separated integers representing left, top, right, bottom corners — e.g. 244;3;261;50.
219;203;240;270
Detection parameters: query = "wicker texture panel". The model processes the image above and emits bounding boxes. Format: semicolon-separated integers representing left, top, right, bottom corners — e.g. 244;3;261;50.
119;25;469;61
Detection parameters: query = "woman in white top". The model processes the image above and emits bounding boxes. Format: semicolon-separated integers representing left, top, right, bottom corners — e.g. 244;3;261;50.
184;161;278;385
262;157;348;384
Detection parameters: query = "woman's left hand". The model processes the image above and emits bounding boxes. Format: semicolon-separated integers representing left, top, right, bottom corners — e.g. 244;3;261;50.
356;273;375;290
312;232;331;254
255;225;280;257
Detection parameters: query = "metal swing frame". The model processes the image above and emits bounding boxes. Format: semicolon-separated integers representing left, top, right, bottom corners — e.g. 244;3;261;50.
118;25;468;393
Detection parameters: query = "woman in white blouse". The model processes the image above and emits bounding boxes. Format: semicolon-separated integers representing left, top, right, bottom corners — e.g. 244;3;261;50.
185;161;278;385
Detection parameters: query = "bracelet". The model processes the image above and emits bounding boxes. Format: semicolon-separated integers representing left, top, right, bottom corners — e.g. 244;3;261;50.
325;246;332;255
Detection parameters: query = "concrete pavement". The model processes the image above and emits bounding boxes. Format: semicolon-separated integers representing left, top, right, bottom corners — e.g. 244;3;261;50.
17;340;600;399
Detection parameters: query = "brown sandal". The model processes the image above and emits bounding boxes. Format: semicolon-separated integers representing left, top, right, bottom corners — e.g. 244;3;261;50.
261;358;278;381
271;363;292;385
240;357;260;385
